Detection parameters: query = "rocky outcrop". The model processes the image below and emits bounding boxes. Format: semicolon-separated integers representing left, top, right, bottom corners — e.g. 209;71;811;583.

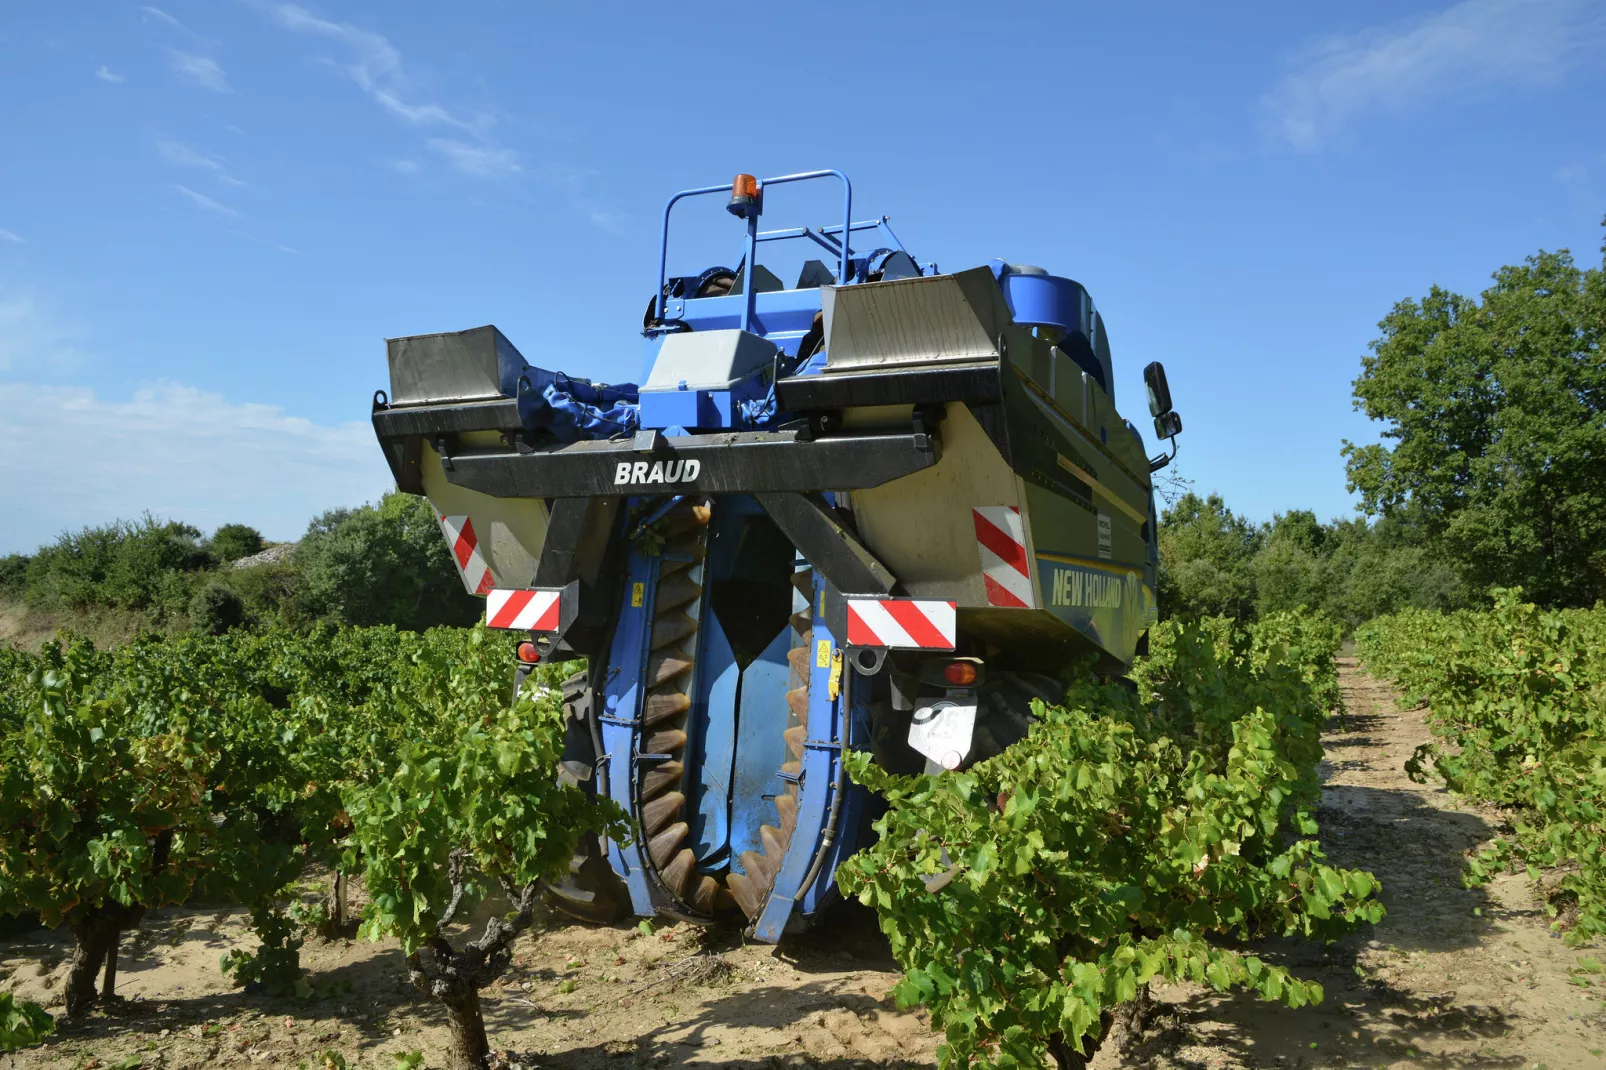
231;543;295;569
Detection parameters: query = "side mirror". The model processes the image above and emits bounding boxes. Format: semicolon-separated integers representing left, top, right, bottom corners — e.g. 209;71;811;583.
1143;361;1173;418
1153;411;1183;441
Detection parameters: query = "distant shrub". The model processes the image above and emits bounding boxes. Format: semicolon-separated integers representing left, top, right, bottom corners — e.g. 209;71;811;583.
209;523;265;563
0;554;28;597
190;582;247;635
294;493;477;631
24;516;210;616
7;496;476;636
227;560;303;628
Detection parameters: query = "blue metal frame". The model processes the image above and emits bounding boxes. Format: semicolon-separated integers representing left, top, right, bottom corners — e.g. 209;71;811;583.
598;528;666;916
656;170;853;334
598;497;869;933
752;569;857;942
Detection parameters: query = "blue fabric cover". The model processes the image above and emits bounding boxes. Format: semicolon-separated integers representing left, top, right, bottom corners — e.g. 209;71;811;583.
516;367;641;441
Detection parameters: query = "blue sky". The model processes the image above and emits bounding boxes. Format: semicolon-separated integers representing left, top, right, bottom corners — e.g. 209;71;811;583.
2;0;1603;553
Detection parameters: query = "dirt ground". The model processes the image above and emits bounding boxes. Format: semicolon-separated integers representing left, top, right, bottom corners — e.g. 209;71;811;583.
3;659;1603;1070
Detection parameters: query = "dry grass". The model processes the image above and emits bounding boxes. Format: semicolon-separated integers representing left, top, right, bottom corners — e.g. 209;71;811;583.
0;599;167;653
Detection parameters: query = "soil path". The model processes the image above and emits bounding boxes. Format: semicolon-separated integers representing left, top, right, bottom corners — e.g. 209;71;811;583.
3;658;1603;1069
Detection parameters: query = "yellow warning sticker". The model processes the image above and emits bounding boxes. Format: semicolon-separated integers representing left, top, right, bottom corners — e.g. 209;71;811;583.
631;582;645;608
816;639;831;668
828;650;844;701
818;590;826;619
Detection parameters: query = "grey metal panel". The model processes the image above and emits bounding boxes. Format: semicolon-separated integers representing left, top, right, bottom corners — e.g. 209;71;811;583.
820;267;1012;373
774;361;1001;410
642;328;775;391
372;397;522;437
386;325;509;406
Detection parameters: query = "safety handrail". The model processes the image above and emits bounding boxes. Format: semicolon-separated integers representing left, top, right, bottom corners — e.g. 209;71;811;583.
656;170;852;333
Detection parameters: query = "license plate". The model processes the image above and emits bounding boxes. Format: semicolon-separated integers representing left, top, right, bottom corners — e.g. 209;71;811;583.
908;699;977;771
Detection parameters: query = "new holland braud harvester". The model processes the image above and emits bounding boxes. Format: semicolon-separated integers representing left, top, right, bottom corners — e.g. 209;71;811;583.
371;170;1184;941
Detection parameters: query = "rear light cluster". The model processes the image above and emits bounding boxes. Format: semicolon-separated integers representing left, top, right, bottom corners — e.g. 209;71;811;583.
942;661;978;686
516;641;541;665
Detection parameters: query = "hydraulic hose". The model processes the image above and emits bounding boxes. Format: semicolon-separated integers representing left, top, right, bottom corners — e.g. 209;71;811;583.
791;662;852;903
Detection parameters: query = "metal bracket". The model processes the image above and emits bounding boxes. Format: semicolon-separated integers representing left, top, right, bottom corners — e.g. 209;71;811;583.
534;497;621;589
754;492;896;596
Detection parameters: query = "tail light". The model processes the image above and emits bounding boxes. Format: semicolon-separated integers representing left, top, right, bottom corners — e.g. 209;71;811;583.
942;661;978;686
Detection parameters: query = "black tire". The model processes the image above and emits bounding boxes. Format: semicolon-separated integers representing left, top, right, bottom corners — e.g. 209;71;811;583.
541;671;633;924
545;830;631;924
970;671;1064;763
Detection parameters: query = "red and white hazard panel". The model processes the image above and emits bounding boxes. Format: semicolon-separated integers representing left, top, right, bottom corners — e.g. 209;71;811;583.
438;514;496;596
845;598;957;650
485;588;561;631
972;506;1036;609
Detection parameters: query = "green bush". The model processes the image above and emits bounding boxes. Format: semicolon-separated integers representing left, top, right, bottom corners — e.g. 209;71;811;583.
2;493;489;634
0;554;28;597
227;561;303;628
1157;496;1471;630
209;523;265;563
1157;492;1259;622
294;492;477;631
22;516;211;616
191;582;247;635
840;614;1377;1067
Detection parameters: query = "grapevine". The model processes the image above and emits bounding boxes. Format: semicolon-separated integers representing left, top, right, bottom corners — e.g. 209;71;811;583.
1358;590;1606;940
838;613;1381;1068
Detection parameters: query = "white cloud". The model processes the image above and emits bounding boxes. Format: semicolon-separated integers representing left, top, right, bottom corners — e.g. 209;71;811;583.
0;291;83;374
268;5;519;180
172;184;240;217
158;140;247;186
1262;0;1606;150
388;158;421;174
426;138;520;178
139;5;187;32
269;4;470;130
96;66;125;84
0;380;393;552
0;229;24;244
168;49;230;92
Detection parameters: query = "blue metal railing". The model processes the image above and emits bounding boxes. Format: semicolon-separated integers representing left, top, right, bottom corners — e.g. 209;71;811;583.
656;170;852;334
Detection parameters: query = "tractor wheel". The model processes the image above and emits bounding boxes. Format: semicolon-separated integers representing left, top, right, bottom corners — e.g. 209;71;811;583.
968;670;1065;762
542;671;631;924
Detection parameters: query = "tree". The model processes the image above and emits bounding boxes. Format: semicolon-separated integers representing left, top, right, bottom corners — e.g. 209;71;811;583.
208;523;265;563
1251;511;1326;617
1156;492;1261;621
1318;514;1464;627
1344;227;1606;606
21;516;210;617
295;493;478;631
